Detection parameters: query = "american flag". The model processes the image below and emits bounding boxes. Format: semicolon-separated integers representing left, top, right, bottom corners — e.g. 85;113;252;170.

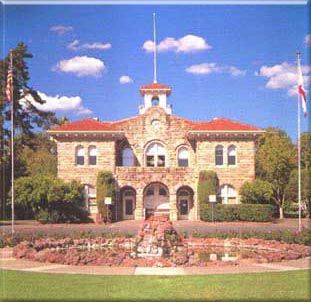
6;66;13;103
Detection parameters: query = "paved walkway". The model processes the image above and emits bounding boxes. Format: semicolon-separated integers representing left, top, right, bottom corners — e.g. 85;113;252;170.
0;248;309;275
1;219;309;236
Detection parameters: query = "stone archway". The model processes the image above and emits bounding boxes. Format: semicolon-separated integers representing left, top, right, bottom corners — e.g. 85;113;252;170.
143;182;169;218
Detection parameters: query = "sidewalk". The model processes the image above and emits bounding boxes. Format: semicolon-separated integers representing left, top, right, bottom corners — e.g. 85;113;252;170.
1;248;309;276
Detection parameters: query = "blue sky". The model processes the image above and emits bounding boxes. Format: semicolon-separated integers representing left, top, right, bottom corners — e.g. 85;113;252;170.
2;4;310;141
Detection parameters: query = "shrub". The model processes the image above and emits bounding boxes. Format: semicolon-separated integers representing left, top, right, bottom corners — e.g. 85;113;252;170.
200;204;276;222
239;179;274;204
12;175;88;223
198;170;219;209
96;171;117;222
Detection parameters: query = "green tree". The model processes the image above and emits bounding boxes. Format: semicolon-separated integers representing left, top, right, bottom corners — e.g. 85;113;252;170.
0;43;59;215
256;127;295;219
299;132;311;170
198;170;219;215
239;179;274;205
285;168;311;218
96;171;116;222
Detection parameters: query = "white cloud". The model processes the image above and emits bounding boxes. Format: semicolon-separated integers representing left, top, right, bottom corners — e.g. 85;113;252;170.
185;62;246;76
67;40;112;51
54;56;105;77
20;91;92;115
119;75;133;84
256;62;311;96
304;34;311;46
143;34;211;53
50;25;73;36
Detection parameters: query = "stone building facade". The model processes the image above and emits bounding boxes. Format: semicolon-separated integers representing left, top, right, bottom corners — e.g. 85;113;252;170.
47;83;263;221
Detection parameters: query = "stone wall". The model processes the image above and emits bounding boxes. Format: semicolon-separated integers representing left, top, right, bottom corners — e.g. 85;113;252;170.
53;107;257;221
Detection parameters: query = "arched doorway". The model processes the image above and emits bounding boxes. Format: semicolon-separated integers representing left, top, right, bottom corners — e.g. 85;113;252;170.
177;186;194;220
122;188;136;220
144;183;169;218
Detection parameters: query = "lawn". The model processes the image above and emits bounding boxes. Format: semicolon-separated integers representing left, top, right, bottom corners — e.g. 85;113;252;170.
1;269;310;301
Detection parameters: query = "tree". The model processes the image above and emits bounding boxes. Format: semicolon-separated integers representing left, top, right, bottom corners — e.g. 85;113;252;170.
299;132;311;170
96;171;117;222
198;170;219;208
239;179;274;205
256;127;295;219
285;168;311;218
0;43;59;214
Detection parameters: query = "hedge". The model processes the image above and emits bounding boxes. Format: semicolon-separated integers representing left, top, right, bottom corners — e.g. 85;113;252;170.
200;204;276;222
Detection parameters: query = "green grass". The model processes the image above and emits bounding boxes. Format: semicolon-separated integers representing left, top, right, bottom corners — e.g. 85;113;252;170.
1;269;310;301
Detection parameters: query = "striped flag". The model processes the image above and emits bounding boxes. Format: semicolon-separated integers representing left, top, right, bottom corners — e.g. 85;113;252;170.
6;67;13;103
297;56;307;117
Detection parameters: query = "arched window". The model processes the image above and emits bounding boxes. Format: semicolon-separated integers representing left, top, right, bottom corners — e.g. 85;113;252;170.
76;146;85;165
89;146;97;166
228;145;237;166
151;96;159;106
215;145;224;166
219;185;237;204
122;147;134;167
178;146;189;167
146;142;166;167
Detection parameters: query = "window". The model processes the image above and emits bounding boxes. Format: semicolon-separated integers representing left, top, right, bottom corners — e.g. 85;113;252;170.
219;185;237;204
178;147;189;167
159;187;167;196
76;146;85;165
122;147;134;166
152;96;159;106
89;146;97;166
146;142;166;167
215;145;224;166
228;145;237;166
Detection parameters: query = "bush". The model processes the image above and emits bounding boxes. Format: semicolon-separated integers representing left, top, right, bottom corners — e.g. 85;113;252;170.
200;204;276;222
239;179;274;204
12;175;89;223
96;171;117;222
198;170;219;208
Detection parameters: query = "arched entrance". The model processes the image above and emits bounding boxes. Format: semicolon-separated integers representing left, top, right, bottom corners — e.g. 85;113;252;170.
177;186;194;220
144;183;169;218
122;188;136;220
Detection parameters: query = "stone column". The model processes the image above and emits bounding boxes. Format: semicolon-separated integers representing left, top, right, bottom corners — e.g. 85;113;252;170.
169;193;178;221
135;192;144;220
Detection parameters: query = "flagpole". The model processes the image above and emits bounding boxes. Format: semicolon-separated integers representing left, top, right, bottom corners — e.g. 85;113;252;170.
10;49;15;234
296;50;302;233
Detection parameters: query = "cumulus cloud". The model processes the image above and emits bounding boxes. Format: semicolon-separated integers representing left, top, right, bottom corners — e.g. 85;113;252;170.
50;25;73;36
143;34;211;53
20;91;92;115
185;63;246;76
119;75;133;84
54;56;105;77
67;40;112;51
256;62;311;96
304;34;311;47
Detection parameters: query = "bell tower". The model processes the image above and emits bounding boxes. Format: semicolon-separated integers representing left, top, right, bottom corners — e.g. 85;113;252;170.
139;13;172;115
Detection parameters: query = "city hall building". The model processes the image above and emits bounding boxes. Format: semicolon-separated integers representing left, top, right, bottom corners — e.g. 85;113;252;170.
47;82;263;221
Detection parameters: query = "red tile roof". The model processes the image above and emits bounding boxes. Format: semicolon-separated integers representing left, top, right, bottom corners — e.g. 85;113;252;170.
47;117;262;133
47;118;118;132
140;83;171;96
189;118;262;131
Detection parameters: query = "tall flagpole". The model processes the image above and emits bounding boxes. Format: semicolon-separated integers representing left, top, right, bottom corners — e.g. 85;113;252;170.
296;50;302;233
153;13;157;84
10;49;15;234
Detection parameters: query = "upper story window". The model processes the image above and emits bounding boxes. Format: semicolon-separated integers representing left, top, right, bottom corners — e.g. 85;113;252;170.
89;146;97;166
76;146;85;166
228;145;237;166
146;142;166;167
151;96;159;106
215;145;224;166
178;146;189;167
122;147;134;167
